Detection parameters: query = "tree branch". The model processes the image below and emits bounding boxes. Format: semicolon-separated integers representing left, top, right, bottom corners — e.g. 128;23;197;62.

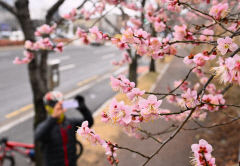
46;0;65;24
0;0;17;16
142;108;195;166
184;116;240;130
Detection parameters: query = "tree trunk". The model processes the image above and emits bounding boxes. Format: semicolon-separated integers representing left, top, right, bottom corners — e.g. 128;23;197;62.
149;24;156;72
128;53;138;86
149;58;155;72
15;1;49;165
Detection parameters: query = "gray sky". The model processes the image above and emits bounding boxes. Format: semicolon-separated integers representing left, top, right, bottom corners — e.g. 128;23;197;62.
29;0;84;19
2;0;138;20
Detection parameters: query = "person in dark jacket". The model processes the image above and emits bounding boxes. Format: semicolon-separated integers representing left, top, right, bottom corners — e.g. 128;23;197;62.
35;91;94;166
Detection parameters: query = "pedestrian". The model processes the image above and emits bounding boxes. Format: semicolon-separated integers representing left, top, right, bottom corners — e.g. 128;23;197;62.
35;91;94;166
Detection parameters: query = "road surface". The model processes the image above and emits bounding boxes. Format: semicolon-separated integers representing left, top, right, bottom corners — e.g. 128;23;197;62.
0;44;149;165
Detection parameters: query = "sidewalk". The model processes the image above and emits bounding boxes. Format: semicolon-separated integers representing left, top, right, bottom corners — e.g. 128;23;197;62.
77;54;200;166
111;57;199;166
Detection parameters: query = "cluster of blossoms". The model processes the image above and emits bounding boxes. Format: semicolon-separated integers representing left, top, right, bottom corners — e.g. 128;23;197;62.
180;88;199;109
34;24;56;37
104;0;123;5
76;26;109;44
199;29;214;41
191;139;216;166
184;52;216;67
209;2;228;20
76;27;90;44
108;75;173;135
13;24;63;64
13;51;34;64
112;28;176;59
24;38;63;53
166;75;226;120
63;8;77;21
112;52;132;66
201;94;226;111
213;54;240;85
64;0;138;22
127;17;142;29
173;25;193;41
80;2;106;20
165;0;181;12
145;4;167;33
110;75;136;94
102;98;133;125
109;74;215;129
77;121;118;165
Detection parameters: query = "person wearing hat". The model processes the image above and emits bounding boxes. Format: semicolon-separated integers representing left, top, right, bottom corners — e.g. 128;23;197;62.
35;91;94;166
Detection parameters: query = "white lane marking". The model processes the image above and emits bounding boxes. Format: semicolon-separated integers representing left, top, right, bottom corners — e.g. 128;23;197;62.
49;56;70;62
113;66;128;76
0;111;34;134
102;53;115;60
64;66;127;99
59;64;76;71
93;48;115;54
59;56;70;61
89;94;96;99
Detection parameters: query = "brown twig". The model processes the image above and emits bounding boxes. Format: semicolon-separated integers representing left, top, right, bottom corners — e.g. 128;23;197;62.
142;108;195;166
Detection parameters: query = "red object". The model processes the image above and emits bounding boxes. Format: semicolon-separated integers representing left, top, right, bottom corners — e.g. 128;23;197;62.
6;141;34;149
60;125;72;166
0;138;35;163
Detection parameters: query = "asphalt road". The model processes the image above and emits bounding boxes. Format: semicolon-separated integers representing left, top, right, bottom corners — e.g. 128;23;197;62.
0;44;121;122
0;44;125;165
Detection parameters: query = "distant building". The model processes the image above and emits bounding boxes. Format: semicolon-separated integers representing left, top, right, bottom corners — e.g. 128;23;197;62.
0;0;19;31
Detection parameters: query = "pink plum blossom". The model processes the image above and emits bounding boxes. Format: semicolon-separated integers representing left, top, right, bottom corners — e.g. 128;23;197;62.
209;3;228;20
13;51;34;64
181;88;199;108
76;27;89;45
154;21;166;33
111;52;132;66
173;25;187;41
134;29;150;41
174;80;190;91
184;52;216;66
54;42;63;52
63;8;77;21
108;98;132;125
201;94;225;112
138;95;162;120
89;26;103;41
110;75;135;93
77;121;104;145
24;40;34;50
122;28;134;44
35;24;55;37
217;37;238;55
102;141;117;158
228;23;238;31
191;139;216;166
213;55;240;84
126;88;145;101
199;29;214;41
